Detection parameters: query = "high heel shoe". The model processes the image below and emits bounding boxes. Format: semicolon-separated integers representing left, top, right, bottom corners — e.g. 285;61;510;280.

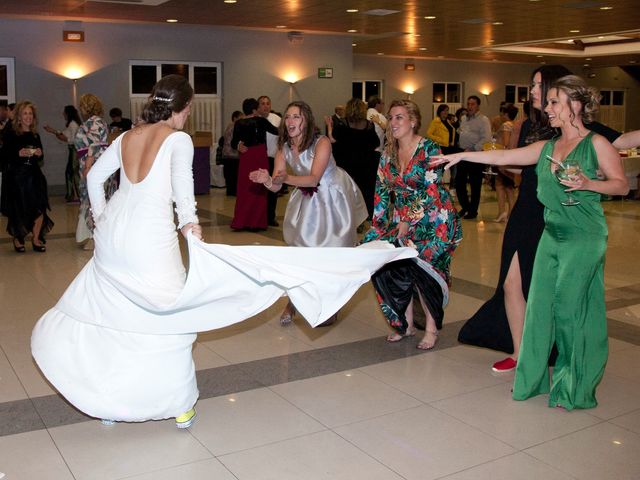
386;327;416;342
417;330;439;350
493;212;508;223
32;242;46;253
280;303;296;326
13;239;25;253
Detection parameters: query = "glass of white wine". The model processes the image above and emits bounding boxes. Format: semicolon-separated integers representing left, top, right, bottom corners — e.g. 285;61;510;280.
24;145;36;165
554;158;582;206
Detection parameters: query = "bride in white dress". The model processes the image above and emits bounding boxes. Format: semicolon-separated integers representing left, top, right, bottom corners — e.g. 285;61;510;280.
31;76;416;428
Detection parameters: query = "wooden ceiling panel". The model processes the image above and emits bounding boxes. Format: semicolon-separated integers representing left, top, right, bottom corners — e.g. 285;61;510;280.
1;0;638;67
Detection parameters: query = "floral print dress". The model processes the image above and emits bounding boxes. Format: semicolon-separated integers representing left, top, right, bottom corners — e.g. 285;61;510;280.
74;116;118;241
363;138;462;332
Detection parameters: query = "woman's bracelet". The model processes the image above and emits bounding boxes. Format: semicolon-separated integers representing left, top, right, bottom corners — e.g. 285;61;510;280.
264;176;273;189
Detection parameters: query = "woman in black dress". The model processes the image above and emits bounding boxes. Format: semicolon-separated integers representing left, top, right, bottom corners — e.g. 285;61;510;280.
458;65;621;372
329;98;380;219
3;100;53;252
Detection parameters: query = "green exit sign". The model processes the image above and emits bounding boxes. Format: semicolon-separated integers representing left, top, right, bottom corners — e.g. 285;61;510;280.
318;68;333;79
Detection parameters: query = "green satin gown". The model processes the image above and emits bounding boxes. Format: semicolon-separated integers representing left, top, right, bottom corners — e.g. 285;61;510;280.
513;132;608;410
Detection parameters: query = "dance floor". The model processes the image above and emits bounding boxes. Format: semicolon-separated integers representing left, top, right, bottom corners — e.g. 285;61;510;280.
1;187;639;480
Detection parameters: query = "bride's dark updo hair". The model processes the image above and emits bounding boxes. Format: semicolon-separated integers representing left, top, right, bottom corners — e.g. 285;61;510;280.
141;74;193;124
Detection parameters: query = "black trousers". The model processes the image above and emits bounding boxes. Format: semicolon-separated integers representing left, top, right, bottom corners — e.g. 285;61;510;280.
455;161;484;215
223;156;238;196
267;156;278;223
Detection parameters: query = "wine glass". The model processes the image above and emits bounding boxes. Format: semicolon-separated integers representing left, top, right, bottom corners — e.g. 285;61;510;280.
482;138;502;176
554;158;582;206
24;145;36;165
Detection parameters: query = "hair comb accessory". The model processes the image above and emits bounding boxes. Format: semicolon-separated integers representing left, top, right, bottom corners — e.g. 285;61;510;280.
152;96;172;103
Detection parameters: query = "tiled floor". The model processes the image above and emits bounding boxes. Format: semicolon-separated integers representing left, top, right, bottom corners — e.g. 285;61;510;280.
1;187;639;480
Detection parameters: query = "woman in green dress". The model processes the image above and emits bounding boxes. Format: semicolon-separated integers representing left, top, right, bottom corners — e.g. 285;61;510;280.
436;75;628;410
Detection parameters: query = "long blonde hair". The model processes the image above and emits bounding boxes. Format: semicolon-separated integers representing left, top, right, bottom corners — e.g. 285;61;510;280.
12;101;38;135
384;100;422;168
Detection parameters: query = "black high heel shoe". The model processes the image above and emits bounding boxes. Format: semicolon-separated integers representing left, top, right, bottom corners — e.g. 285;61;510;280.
13;239;26;253
32;241;46;253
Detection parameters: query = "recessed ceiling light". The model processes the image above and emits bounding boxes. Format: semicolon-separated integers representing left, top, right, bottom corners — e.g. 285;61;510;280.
276;25;287;28
348;29;357;33
352;43;357;47
630;60;637;64
424;16;436;20
492;21;503;25
223;0;236;3
584;63;590;67
570;29;580;33
586;57;592;60
414;33;421;37
346;9;358;13
166;18;178;23
419;47;427;51
536;55;544;58
600;6;613;10
377;52;384;55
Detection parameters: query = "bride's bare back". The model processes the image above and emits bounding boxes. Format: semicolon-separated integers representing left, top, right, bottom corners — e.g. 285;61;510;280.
121;123;176;184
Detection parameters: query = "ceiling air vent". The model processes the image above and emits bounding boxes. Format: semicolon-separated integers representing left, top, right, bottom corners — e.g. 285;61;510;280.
88;0;171;5
364;9;400;16
287;31;304;45
562;2;609;9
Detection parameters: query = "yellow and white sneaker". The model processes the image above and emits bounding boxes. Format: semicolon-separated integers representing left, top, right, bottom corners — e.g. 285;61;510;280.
175;408;196;429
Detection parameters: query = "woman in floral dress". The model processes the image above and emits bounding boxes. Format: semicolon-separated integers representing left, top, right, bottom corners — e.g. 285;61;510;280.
363;100;462;349
74;93;118;248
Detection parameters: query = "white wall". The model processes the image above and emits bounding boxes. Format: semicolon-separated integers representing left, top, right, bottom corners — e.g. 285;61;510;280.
354;55;535;122
354;55;640;131
589;66;640;132
0;19;353;188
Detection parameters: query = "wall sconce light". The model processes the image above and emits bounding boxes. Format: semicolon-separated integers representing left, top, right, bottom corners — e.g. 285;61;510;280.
284;76;298;102
62;68;85;106
284;73;298;84
402;85;416;100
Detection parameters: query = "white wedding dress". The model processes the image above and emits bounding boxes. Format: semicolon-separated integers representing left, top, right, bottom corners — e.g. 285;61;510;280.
31;131;416;423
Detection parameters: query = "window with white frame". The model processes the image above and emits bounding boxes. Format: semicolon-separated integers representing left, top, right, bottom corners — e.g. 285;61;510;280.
505;84;529;105
352;80;383;102
504;84;529;122
129;60;222;139
598;89;626;133
0;57;16;106
432;82;462;119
